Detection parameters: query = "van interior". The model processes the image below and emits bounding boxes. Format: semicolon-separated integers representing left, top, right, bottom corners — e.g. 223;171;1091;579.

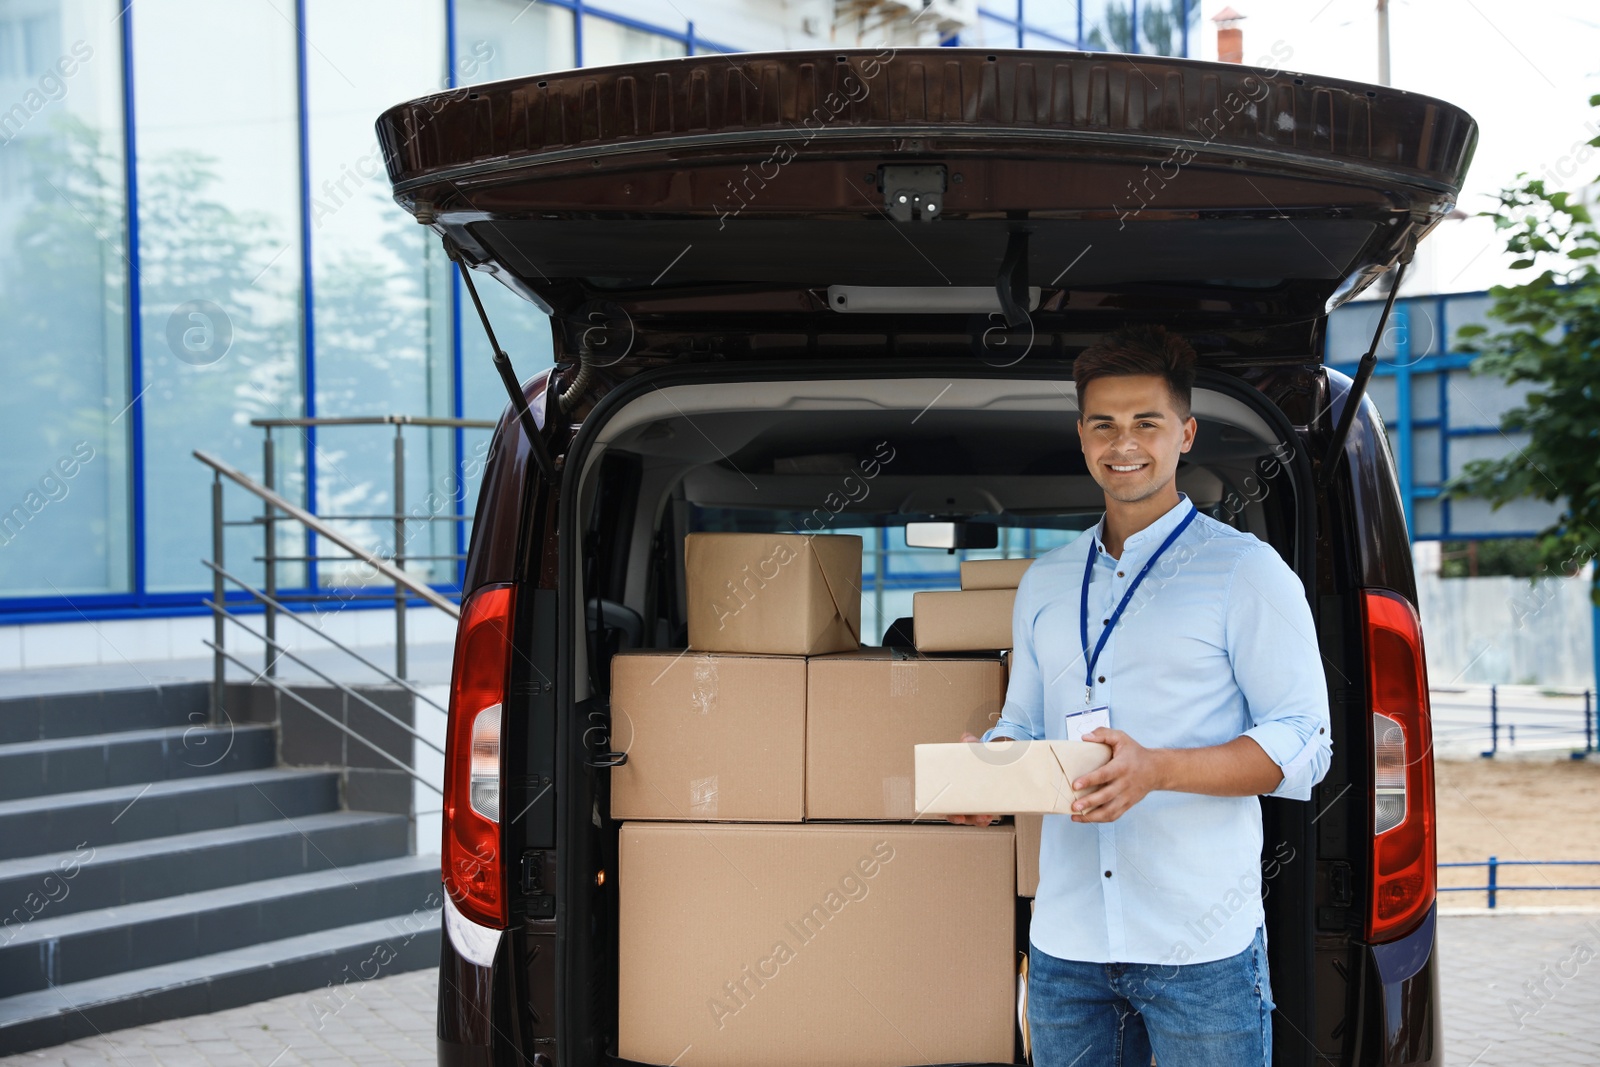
565;373;1312;1063
575;376;1301;657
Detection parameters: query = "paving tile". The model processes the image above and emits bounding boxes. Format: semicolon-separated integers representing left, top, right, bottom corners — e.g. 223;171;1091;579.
1439;911;1600;1066
10;915;1599;1066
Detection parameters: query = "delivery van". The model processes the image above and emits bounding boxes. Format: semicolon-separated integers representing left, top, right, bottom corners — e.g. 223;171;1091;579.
378;47;1472;1067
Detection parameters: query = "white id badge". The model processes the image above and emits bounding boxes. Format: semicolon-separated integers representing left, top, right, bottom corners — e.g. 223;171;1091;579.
1064;705;1110;742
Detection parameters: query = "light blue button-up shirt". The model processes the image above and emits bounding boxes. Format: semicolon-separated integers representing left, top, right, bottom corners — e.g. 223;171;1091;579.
982;493;1331;965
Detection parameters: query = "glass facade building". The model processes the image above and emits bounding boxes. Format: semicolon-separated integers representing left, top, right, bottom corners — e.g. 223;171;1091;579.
0;0;1196;626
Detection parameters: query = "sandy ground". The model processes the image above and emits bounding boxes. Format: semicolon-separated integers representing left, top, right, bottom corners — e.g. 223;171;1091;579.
1436;755;1600;909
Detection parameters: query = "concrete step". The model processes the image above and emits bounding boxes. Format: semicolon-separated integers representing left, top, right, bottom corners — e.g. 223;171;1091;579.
0;723;275;801
0;855;440;996
0;910;442;1054
0;683;210;743
0;767;340;861
0;810;413;922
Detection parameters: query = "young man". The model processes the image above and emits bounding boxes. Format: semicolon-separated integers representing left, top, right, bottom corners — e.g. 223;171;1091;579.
948;325;1331;1066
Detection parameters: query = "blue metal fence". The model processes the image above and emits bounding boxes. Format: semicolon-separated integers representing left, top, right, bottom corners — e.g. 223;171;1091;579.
1461;685;1597;758
1439;858;1600;909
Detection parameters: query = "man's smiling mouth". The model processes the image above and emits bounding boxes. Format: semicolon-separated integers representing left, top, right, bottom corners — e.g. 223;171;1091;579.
1107;462;1148;473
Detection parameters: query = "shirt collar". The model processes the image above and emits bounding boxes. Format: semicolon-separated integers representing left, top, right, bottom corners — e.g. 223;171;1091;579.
1091;492;1196;557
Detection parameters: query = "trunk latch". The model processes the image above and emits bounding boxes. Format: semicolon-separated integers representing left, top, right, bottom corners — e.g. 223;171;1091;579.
521;850;557;919
881;165;946;222
1318;860;1355;930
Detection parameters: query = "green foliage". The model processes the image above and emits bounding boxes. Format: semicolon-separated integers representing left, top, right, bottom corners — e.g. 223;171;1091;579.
1136;0;1199;56
1443;93;1600;603
1437;538;1547;579
1088;2;1135;52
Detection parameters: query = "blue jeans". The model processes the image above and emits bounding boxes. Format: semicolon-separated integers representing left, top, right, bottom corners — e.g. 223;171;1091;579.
1027;925;1273;1067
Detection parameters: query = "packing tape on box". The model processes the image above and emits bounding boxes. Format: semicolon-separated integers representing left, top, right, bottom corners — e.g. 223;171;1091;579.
689;774;718;817
690;657;718;714
889;658;920;697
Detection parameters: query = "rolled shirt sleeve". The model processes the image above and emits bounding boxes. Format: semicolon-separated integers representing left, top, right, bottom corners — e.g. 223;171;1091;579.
982;569;1044;742
1225;543;1333;801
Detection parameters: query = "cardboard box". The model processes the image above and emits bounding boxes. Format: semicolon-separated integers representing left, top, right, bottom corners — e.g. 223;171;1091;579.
685;532;863;655
609;650;806;821
806;648;1004;820
912;587;1015;651
913;739;1111;815
960;557;1035;590
1016;813;1041;897
618;821;1015;1067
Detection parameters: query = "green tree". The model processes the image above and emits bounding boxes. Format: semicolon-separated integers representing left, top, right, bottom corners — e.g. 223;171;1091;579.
1443;94;1600;604
1436;538;1546;579
1087;2;1135;52
1138;0;1200;56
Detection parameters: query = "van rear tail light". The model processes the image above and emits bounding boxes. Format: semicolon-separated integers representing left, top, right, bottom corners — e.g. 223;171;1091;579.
469;703;502;821
1372;713;1407;834
444;584;514;929
1362;589;1436;943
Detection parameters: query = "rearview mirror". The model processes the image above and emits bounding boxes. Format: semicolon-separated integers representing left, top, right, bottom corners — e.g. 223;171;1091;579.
904;521;999;553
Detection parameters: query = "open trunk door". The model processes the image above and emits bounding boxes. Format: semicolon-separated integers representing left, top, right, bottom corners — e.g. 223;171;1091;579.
379;48;1475;366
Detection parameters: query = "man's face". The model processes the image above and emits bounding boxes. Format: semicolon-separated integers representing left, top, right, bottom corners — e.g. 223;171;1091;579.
1075;374;1197;504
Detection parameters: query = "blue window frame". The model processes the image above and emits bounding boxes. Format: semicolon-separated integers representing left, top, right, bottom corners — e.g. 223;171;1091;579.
974;1;1195;55
1324;290;1565;544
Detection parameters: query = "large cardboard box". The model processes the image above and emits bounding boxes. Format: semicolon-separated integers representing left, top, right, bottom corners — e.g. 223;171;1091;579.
913;739;1111;815
618;821;1015;1067
806;648;1004;820
912;587;1015;651
685;532;863;655
1017;813;1041;897
610;650;806;821
960;557;1035;590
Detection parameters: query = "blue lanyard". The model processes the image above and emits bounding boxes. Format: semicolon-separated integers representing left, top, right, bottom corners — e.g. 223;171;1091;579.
1078;506;1198;704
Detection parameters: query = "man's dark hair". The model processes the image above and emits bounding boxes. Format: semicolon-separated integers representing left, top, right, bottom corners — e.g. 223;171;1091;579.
1073;325;1198;419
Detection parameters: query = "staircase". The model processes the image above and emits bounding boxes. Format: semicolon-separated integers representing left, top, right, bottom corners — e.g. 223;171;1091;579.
0;680;441;1054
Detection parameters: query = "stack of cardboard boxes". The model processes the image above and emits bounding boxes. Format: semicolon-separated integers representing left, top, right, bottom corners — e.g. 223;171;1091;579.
909;557;1045;900
908;557;1032;652
613;534;1041;1067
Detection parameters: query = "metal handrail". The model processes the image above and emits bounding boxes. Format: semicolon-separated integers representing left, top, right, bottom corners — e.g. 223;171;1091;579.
197;423;468;811
250;415;496;429
194;450;459;617
206;606;446;757
245;513;476;523
202;559;447;715
206;640;443;795
254;554;467;564
247;416;492;679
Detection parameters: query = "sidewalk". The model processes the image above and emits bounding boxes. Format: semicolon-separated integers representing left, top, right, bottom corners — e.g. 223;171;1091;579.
0;970;435;1067
1440;910;1600;1067
3;912;1595;1065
